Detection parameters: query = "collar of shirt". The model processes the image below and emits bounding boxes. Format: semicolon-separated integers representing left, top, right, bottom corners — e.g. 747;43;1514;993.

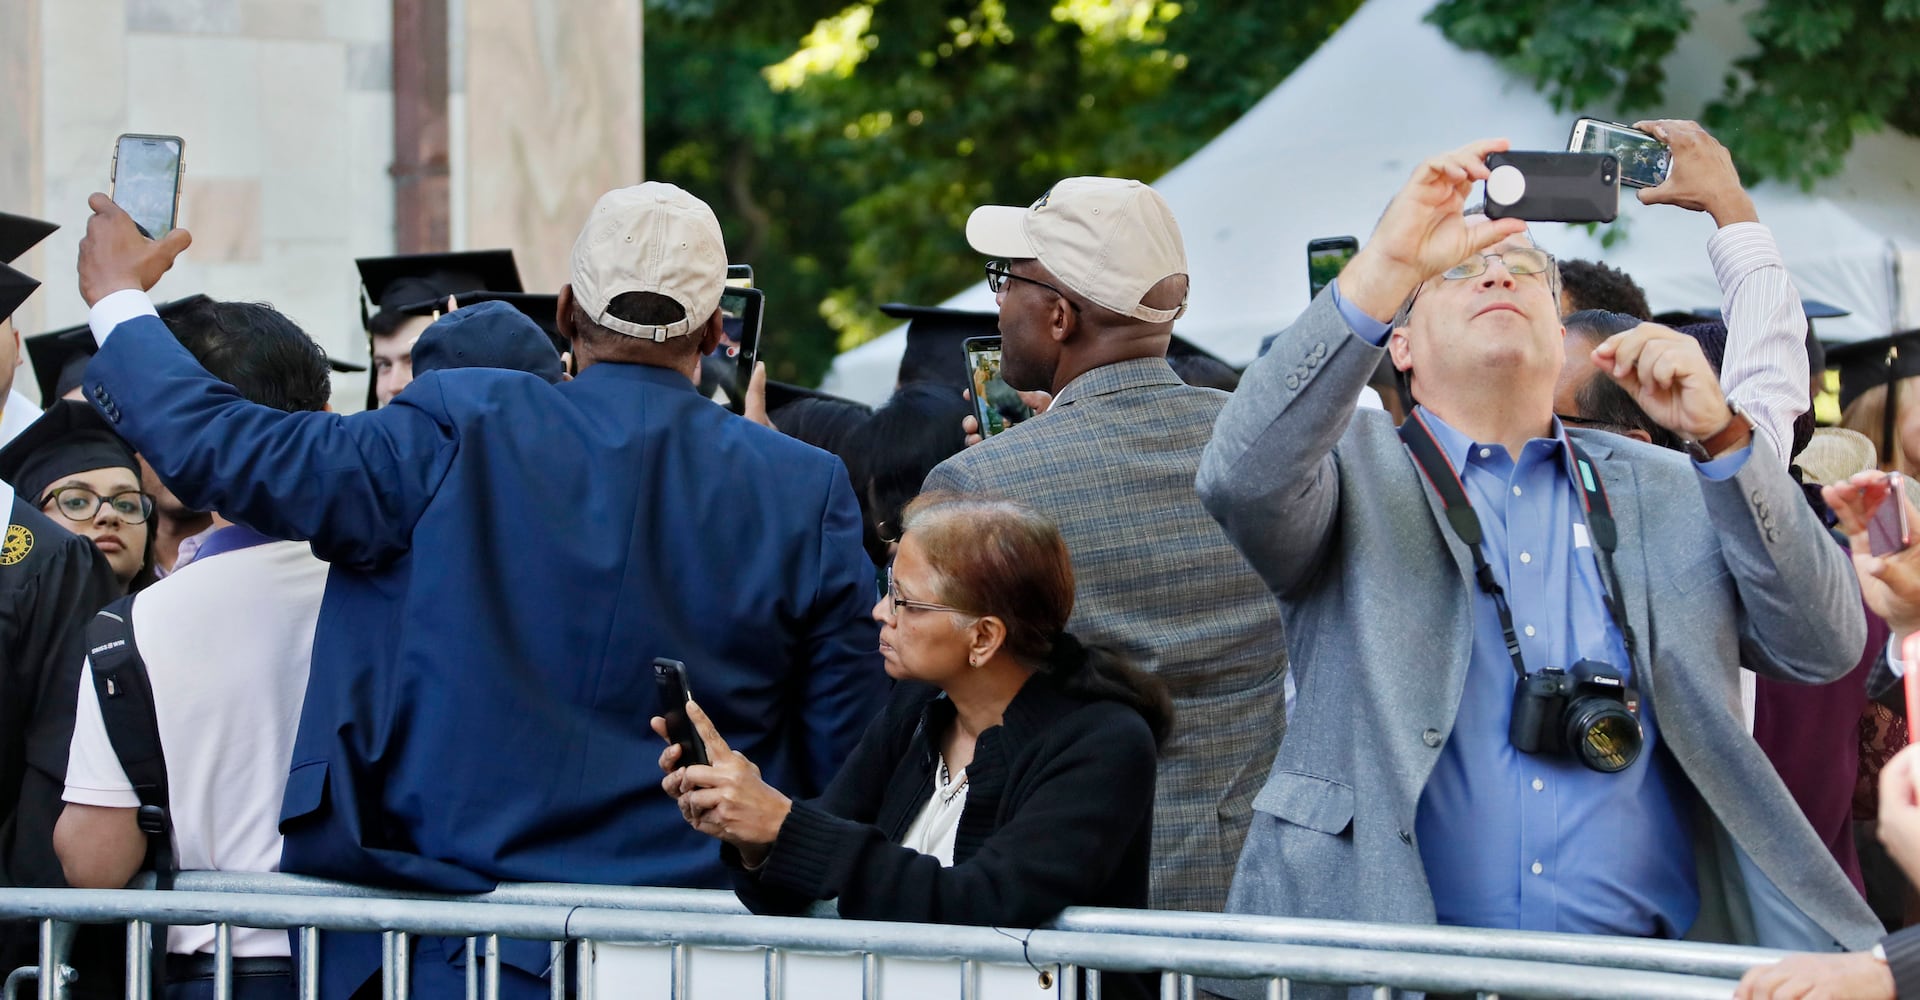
1050;357;1185;410
1414;406;1579;485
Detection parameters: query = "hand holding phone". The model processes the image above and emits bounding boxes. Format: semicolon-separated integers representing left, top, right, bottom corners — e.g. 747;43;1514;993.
652;658;710;768
1569;119;1669;189
1307;237;1358;298
1483;152;1619;224
1869;473;1912;558
111;133;185;239
962;336;1034;439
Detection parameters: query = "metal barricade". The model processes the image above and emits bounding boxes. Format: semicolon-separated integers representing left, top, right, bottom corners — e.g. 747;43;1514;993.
0;874;1783;1000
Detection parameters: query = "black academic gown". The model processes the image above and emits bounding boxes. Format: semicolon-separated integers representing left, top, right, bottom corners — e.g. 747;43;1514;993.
0;498;121;986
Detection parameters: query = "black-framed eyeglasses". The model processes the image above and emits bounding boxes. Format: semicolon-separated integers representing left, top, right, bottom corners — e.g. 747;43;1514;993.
984;261;1079;311
884;564;971;621
40;486;155;525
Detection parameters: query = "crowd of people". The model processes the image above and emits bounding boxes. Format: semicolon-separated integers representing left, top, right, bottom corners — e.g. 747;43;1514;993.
0;117;1917;1000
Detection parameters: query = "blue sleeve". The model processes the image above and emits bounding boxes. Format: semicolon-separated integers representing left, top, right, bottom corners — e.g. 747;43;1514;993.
83;313;458;568
1330;279;1393;347
795;463;887;797
1695;444;1752;481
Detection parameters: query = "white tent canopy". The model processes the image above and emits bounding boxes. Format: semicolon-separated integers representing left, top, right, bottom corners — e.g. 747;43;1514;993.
822;0;1920;405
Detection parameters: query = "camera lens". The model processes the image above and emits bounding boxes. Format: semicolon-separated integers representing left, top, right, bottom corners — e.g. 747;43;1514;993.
1564;698;1642;773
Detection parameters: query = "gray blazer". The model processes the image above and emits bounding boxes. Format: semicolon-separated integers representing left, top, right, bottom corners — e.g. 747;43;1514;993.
1195;293;1881;995
925;357;1288;913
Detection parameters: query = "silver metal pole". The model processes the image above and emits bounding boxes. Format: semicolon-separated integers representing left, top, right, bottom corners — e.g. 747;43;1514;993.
214;923;233;1000
465;937;478;1000
1059;965;1079;1000
483;934;500;1000
1267;978;1290;1000
548;941;565;1000
1372;987;1391;1000
960;959;979;1000
298;927;319;1000
763;948;781;1000
1159;971;1177;1000
575;942;593;1000
861;952;877;1000
1179;973;1196;1000
124;920;147;1000
1086;969;1101;1000
668;942;686;1000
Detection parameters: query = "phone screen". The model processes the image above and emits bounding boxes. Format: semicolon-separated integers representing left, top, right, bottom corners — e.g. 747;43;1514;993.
1571;119;1670;189
963;337;1032;438
113;134;183;238
704;286;763;414
1308;239;1358;298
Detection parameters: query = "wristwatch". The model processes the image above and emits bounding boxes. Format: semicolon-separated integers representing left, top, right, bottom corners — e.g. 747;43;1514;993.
1684;406;1753;463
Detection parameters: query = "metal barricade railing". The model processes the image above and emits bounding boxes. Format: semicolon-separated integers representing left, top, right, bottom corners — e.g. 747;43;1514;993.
0;874;1785;1000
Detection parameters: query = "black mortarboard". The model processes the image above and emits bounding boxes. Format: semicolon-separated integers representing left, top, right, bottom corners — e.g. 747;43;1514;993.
404;290;563;356
1166;335;1241;391
0;212;58;320
1828;331;1920;413
355;250;522;329
765;380;866;414
23;322;95;404
0;399;139;505
881;302;999;392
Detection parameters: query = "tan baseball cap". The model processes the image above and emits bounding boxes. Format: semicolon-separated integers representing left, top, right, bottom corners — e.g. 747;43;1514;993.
569;182;728;342
964;177;1187;323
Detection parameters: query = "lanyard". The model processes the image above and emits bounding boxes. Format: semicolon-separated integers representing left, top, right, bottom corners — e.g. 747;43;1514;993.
1397;412;1637;681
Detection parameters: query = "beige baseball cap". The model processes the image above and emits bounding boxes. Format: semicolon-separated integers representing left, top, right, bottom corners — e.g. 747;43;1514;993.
569;182;728;342
964;177;1187;323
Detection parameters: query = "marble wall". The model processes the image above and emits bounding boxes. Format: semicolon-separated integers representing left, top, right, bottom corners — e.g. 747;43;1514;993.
459;0;643;292
0;0;45;337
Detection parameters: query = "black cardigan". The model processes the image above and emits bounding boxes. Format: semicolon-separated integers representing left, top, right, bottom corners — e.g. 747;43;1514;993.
731;675;1158;928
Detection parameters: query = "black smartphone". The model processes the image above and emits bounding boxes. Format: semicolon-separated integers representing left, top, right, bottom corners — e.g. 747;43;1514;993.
1307;236;1358;298
962;336;1032;438
706;285;763;415
1569;118;1671;189
1482;151;1619;224
1870;473;1912;558
726;263;754;288
652;658;710;769
111;133;185;239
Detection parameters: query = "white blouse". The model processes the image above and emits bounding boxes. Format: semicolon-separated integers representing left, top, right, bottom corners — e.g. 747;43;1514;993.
898;754;970;866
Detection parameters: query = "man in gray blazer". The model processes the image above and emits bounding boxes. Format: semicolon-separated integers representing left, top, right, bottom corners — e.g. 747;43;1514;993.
923;176;1288;912
1197;138;1880;997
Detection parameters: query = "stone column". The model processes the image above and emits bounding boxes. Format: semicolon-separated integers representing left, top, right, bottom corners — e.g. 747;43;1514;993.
0;0;44;337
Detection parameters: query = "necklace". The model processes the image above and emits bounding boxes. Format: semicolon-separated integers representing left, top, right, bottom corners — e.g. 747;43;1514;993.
936;753;970;804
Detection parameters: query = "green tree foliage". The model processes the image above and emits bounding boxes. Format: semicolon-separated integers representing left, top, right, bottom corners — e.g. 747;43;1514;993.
645;1;1360;384
1425;0;1920;190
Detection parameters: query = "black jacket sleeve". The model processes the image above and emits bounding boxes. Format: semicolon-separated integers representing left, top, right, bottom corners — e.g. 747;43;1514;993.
1886;925;1920;999
746;702;1157;928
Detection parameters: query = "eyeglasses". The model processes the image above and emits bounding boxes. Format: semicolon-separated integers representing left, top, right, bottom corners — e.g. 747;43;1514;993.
884;564;971;621
40;486;155;524
984;261;1079;311
1440;247;1555;281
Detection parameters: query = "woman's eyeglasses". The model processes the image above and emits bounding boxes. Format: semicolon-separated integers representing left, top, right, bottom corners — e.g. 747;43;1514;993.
40;486;156;525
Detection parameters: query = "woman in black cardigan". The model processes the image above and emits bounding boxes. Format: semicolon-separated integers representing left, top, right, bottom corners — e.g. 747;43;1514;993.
654;491;1170;931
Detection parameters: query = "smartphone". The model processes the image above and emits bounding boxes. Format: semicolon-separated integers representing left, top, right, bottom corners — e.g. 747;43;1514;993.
706;285;763;415
1569;118;1671;190
1870;473;1912;557
1482;151;1619;224
726;263;754;289
1307;236;1359;298
962;336;1033;438
110;133;185;239
652;658;710;769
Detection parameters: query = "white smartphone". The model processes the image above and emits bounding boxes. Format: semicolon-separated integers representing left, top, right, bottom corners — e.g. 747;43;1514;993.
1568;118;1670;189
111;133;185;238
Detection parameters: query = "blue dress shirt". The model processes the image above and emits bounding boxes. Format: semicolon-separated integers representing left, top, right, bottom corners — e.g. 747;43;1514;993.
1327;279;1752;937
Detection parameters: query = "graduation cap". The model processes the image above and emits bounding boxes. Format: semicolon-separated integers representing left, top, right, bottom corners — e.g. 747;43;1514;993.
1166;334;1240;391
1828;331;1920;413
880;302;1000;392
403;290;564;356
0;212;59;320
356;249;523;330
410;299;563;385
22;322;94;404
0;399;138;506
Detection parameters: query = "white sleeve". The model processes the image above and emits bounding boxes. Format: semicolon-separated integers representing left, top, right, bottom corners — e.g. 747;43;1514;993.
1890;636;1910;681
1709;222;1809;468
88;289;160;348
63;659;142;809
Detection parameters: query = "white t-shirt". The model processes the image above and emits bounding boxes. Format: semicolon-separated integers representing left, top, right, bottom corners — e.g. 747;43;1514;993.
65;537;328;957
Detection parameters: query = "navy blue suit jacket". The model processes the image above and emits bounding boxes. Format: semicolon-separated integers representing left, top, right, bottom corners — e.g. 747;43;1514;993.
86;314;885;987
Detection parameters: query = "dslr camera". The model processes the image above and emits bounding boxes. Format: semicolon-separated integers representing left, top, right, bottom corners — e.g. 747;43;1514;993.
1509;659;1643;773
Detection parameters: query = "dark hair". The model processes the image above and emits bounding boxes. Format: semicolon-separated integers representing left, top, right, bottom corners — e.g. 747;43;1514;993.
1559;259;1651;320
1563;309;1678;450
164;299;331;412
567;291;702;362
847;381;970;559
901;491;1173;746
1168;353;1240;392
1676;319;1814;459
366;308;407;338
772;397;872;457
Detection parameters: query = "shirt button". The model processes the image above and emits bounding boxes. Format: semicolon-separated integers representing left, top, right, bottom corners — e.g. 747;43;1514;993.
1524;625;1536;637
1512;485;1523;496
1532;778;1544;791
1520;552;1532;565
1478;448;1491;458
1422;728;1442;748
1531;861;1544;875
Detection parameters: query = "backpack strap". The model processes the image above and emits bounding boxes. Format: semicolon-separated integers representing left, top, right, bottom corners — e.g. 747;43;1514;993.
85;597;172;992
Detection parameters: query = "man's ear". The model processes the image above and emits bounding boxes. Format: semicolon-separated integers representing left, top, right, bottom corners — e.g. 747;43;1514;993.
1628;428;1653;444
556;285;578;346
1388;327;1414;373
1050;299;1076;344
697;309;725;357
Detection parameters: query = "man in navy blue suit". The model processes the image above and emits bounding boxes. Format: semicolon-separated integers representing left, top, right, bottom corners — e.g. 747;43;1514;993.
71;184;887;998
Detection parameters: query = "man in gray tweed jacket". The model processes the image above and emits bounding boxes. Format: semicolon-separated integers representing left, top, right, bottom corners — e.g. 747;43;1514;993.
1197;138;1880;997
923;176;1288;912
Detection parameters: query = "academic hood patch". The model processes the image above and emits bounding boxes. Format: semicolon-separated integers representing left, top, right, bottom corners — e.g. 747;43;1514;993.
1;523;32;566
